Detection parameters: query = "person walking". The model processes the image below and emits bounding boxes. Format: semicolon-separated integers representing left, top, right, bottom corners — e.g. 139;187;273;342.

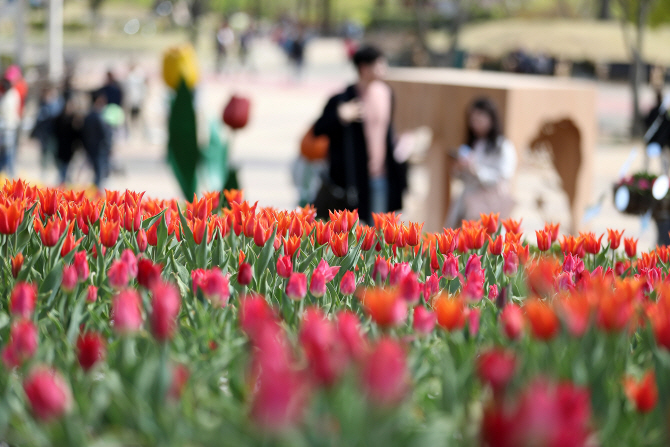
31;85;63;171
0;76;21;177
313;45;406;223
82;92;112;188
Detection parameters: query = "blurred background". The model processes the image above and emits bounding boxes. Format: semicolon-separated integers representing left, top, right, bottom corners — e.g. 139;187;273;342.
0;0;669;248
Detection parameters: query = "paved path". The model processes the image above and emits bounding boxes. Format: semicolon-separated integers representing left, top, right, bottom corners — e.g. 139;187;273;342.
11;37;664;251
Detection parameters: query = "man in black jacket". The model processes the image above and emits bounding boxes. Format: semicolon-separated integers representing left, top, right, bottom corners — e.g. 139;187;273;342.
82;92;112;188
313;45;407;224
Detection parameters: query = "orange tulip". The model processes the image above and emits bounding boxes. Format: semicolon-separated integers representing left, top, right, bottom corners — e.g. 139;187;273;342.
437;229;459;254
559;235;585;258
488;234;504;256
100;219;121;248
406;222;423;246
525;299;559;340
315;221;332;246
283;235;302;258
0;198;25;235
624;237;638;258
462;225;486;251
189;218;207;245
358;288;407;328
253;220;273;247
502;218;522;235
607;229;624;250
382;221;398;245
34;216;65;247
11;253;24;278
434;294;466;331
330;232;349;258
37;187;61;218
479;212;499;234
543;222;560;243
288;215;304;238
223;189;243;205
356;225;377;251
535;230;552;252
580;232;603;255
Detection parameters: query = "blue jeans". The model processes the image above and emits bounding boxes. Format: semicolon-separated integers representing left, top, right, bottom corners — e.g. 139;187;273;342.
369;176;389;215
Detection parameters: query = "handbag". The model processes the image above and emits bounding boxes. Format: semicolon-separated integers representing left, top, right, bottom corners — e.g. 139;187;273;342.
313;124;358;219
300;125;329;161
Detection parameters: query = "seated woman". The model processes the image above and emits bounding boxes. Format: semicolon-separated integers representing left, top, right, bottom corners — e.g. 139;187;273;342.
446;97;517;228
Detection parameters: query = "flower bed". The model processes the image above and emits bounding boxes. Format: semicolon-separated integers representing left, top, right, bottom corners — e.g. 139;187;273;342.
0;179;669;446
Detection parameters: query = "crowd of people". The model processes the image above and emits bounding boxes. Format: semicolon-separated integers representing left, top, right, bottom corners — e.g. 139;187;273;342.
0;64;147;188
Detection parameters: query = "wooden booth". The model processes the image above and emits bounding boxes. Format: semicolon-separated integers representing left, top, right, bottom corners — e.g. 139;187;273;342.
386;68;597;234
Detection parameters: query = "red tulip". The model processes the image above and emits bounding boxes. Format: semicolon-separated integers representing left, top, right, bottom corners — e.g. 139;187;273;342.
299;307;348;386
136;228;148;252
168;364;190;400
286;272;307;300
23;367;72;422
73;251;89;282
477;348;516;393
200;269;230;307
337;311;367;361
108;260;129;289
361;338;408;406
309;270;326;297
536;230;552;252
442;253;459;280
86;285;98;303
239;295;275;339
238;262;253;286
10;282;37;319
607;229;624;250
61;265;78;292
2;320;38;368
223;94;251;130
77;331;106;371
121;249;138;278
502;251;518;277
623;371;658;413
150;281;181;342
372;256;389;283
34;216;63;247
276;255;293;279
339;271;356;295
137;258;162;289
500;303;524;340
111;289;143;334
413;306;436;335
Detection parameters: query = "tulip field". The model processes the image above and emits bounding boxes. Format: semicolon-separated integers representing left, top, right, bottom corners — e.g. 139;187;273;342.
1;179;670;446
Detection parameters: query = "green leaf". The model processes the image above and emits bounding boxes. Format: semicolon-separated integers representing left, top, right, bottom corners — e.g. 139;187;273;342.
142;210;166;230
254;226;277;280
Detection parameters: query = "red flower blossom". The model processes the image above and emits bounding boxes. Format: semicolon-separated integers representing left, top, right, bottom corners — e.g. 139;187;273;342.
607;228;624;250
10;282;37;319
361;338;408;406
525;299;560;341
237;262;253;286
340;271;356;295
286;272;307;300
623;370;658;413
330;232;349;257
111;289;143;334
500;303;524;340
77;331;106;371
100;218;121;248
434;294;466;331
413;306;436;335
477;348;516;393
0;198;25;235
624;237;638;258
150;281;181;342
23;367;72;422
358;288;407;327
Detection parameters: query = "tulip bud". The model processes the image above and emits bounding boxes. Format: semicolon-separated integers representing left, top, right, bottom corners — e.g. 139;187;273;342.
138;258;162;289
413;306;436;335
2;320;38;368
488;284;499;300
10;282;37;319
111;290;143;334
310;271;327;298
476;348;516;394
61;265;78;292
502;251;518;277
136;228;148;252
361;338;408;406
372;257;389;283
23;367;72;422
121;249;138;278
73;251;89;282
465;254;482;277
442;253;460;280
467;307;481;336
77;331;106;371
201;269;230;307
399;271;421;303
500;303;524;340
11;253;23;278
276;255;293;279
340;271;356;295
150;282;181;342
287;272;307;300
87;285;98;303
235;262;252;286
108;260;129;289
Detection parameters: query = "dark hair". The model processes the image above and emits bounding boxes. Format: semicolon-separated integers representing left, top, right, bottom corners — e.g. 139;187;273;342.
352;45;383;71
466;97;502;153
